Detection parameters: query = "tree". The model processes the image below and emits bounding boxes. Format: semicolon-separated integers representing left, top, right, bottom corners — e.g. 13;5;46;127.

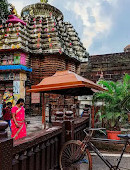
0;0;10;24
93;74;130;130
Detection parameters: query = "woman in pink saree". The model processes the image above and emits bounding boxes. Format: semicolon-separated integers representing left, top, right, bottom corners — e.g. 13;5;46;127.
11;98;26;140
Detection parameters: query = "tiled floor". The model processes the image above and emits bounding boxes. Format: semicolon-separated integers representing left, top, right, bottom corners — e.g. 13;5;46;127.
7;116;43;137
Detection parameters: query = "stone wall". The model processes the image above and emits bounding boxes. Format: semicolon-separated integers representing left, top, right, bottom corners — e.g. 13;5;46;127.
30;53;80;84
27;53;80;115
80;52;130;82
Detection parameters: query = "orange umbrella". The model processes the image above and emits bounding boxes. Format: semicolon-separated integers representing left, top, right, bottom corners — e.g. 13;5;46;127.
27;70;105;95
27;70;105;127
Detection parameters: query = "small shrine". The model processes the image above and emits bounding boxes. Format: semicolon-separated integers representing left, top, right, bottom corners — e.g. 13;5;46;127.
0;4;32;105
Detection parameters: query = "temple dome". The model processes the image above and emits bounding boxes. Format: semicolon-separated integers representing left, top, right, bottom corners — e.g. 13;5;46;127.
21;2;63;19
124;45;130;52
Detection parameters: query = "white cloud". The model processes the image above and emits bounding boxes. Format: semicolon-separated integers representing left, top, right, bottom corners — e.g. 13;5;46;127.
8;0;39;14
8;0;24;15
49;0;54;4
106;0;118;5
65;0;118;50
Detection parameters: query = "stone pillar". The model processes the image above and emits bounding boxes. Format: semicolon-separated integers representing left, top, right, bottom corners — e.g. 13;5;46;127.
91;105;95;128
82;106;90;118
64;111;74;141
0;121;13;170
65;111;73;120
0;120;8;139
13;72;27;104
42;93;46;129
52;110;75;142
20;73;27;99
55;111;64;121
52;111;65;145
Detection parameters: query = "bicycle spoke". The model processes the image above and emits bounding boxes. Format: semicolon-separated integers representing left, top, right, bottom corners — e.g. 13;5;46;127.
63;145;71;158
62;149;71;159
60;140;92;170
66;143;72;157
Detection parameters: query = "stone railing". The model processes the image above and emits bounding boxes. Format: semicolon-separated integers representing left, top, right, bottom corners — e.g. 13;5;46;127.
53;111;89;142
74;117;89;141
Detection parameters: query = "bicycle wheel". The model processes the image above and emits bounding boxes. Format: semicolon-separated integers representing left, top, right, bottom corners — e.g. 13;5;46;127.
59;140;92;170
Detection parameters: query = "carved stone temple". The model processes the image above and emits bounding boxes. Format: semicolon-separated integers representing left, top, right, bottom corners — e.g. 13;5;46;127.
0;1;88;115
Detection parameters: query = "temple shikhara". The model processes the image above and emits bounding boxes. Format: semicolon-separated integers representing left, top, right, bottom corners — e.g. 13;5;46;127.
0;0;88;115
0;0;130;116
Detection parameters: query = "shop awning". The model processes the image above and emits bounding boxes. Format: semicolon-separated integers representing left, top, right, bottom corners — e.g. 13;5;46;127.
27;70;105;95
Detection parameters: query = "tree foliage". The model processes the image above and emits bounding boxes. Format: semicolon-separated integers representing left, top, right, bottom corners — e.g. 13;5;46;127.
93;74;130;130
0;0;10;24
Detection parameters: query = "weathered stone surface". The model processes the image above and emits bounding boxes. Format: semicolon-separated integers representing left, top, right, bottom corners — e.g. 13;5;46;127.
80;52;130;82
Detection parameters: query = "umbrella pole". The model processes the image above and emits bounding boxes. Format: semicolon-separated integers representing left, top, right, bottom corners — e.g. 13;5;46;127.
91;105;95;128
42;93;46;129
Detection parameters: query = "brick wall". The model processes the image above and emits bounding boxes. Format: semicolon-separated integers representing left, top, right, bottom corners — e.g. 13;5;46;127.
27;53;80;115
80;52;130;82
30;53;80;83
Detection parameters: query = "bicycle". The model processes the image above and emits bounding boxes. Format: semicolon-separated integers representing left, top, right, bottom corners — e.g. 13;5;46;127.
59;128;130;170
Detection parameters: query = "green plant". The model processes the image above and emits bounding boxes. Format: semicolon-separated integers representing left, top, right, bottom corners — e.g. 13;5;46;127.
0;0;10;24
93;74;130;131
121;95;130;112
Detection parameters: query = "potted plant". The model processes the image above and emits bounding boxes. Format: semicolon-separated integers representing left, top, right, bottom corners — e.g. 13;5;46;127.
93;74;130;140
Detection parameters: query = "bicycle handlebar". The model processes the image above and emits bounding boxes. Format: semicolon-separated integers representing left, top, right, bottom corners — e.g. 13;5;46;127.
83;128;106;137
85;128;106;131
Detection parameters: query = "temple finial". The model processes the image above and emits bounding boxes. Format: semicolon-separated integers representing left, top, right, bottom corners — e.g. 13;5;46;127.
40;0;48;3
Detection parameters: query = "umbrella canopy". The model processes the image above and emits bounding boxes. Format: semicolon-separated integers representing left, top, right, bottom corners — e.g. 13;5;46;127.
27;70;105;95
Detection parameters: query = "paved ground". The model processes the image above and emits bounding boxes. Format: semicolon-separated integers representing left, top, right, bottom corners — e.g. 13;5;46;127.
7;116;44;136
92;153;130;170
7;116;130;169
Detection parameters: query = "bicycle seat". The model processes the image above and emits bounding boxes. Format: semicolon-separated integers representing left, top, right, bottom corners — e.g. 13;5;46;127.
118;134;130;139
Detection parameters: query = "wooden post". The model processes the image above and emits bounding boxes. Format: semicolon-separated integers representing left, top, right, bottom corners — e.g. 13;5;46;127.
91;105;95;128
42;93;46;129
49;104;51;123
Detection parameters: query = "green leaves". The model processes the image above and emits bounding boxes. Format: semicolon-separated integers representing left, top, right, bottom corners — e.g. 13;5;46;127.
0;0;10;24
94;74;130;130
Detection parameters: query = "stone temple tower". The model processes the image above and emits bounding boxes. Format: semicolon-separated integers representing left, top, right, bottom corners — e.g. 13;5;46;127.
0;0;89;115
21;1;88;81
20;1;89;115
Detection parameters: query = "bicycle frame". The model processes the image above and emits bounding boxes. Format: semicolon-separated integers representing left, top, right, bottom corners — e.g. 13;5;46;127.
84;139;129;170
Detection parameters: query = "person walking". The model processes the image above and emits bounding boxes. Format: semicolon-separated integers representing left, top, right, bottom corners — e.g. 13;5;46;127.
11;98;26;140
3;102;12;131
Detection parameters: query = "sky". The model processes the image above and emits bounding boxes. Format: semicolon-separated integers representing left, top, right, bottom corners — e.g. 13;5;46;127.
8;0;130;55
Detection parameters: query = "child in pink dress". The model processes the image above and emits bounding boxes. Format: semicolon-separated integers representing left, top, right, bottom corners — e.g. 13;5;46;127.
11;98;26;140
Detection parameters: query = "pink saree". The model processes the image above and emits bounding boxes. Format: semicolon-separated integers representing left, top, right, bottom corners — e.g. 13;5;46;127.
11;106;26;140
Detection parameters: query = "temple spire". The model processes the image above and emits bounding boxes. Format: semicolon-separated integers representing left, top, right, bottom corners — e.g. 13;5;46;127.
40;0;48;3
